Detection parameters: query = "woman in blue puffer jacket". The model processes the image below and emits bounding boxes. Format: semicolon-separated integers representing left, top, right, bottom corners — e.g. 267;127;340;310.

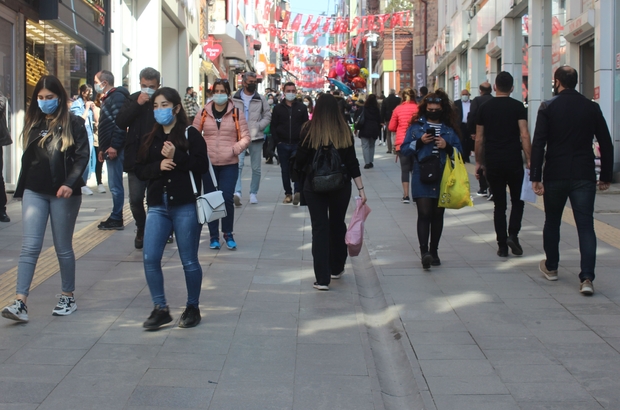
401;89;462;270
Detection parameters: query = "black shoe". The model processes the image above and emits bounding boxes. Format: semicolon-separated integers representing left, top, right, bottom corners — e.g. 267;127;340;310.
266;158;273;164
421;252;433;269
487;193;494;201
506;235;523;256
368;163;374;168
143;305;172;330
430;251;441;266
497;246;509;257
476;189;487;197
0;212;10;223
364;164;371;169
97;218;124;230
134;228;144;249
179;305;201;328
402;196;410;204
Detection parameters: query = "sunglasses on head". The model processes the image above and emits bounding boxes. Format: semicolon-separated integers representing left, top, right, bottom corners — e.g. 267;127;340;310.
213;79;229;84
426;97;443;103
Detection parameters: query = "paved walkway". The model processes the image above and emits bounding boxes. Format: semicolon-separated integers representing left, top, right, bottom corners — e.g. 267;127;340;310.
1;141;620;409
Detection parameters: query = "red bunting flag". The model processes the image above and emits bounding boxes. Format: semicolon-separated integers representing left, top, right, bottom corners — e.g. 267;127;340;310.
263;0;272;21
303;15;314;34
282;10;291;29
351;16;360;31
322;17;331;33
290;13;303;31
377;14;389;33
391;12;402;28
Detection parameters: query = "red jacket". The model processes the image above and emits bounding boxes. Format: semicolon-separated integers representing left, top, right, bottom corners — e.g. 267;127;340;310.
388;102;418;151
193;101;251;166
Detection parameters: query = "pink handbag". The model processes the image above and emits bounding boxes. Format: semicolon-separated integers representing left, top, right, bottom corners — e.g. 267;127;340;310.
345;197;371;257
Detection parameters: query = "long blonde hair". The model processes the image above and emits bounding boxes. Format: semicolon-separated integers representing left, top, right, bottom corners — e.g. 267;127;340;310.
301;94;353;149
22;75;74;152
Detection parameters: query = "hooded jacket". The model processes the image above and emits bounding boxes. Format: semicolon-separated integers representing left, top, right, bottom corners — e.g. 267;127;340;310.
115;91;156;172
14;114;89;198
270;99;309;145
98;86;130;152
388;101;419;151
192;100;251;166
231;90;271;141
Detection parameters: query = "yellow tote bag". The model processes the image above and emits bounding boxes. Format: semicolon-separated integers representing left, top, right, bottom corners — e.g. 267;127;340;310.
438;151;473;209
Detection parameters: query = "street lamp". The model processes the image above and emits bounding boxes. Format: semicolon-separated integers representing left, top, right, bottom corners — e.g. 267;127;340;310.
366;31;378;95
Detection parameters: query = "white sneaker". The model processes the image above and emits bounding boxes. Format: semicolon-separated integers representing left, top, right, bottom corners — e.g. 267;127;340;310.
2;299;29;322
250;193;258;204
233;192;242;207
52;294;77;316
97;184;106;193
331;271;344;279
81;186;94;195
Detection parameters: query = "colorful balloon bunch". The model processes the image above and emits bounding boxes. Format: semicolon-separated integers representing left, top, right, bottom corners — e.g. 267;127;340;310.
326;56;367;95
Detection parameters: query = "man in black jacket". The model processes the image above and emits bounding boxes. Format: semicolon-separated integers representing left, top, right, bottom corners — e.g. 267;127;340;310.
270;82;309;204
115;67;159;248
468;81;493;196
381;89;401;153
454;89;472;162
531;66;613;296
95;70;129;230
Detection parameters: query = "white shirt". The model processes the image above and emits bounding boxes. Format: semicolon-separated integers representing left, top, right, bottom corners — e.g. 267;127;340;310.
461;100;471;123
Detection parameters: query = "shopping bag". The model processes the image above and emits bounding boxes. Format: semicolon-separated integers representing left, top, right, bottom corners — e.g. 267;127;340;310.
196;190;226;224
345;197;371;257
520;169;537;203
438;151;473;209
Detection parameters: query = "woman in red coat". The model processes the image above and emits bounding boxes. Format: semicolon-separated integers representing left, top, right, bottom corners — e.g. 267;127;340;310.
388;88;419;203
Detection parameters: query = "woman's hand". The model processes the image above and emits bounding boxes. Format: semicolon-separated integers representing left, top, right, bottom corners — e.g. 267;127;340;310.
421;133;435;144
160;158;176;171
161;141;175;159
56;186;73;198
359;190;367;205
434;136;447;149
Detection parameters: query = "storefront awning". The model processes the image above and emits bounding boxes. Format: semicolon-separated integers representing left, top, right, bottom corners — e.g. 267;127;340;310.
210;21;249;63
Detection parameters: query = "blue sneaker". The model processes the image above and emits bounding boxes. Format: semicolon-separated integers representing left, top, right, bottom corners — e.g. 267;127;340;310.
209;238;221;249
224;234;237;250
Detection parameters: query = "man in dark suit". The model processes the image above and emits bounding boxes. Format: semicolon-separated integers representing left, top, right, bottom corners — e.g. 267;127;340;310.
468;82;493;197
454;89;472;163
380;89;401;153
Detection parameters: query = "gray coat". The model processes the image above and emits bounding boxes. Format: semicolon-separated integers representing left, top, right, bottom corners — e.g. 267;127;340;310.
232;90;271;141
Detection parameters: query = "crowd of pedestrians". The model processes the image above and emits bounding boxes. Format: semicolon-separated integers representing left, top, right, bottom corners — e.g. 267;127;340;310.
1;64;614;329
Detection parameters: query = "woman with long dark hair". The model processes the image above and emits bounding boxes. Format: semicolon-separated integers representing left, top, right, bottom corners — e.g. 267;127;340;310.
400;89;462;269
356;94;382;168
303;95;314;120
1;75;89;323
388;88;419;203
135;87;209;329
192;79;250;251
70;84;98;195
295;94;367;290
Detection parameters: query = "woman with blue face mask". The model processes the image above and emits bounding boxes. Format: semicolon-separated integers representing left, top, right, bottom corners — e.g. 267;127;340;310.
192;80;250;251
1;75;89;323
134;87;209;330
70;84;97;195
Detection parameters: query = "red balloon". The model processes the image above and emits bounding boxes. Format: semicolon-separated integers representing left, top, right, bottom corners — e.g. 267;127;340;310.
351;76;366;89
346;64;360;77
328;68;338;79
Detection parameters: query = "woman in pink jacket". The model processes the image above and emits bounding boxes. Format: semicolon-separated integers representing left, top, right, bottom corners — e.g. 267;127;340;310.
388;88;419;203
193;79;250;250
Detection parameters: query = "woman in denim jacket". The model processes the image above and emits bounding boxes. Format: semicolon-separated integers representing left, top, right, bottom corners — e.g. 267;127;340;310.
401;89;462;270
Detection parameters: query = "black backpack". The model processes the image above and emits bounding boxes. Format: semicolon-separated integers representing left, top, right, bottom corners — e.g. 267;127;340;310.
310;144;347;193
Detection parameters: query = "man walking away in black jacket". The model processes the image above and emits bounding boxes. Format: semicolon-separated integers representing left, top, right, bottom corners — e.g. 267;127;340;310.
381;89;401;153
270;82;309;205
468;81;493;197
95;70;129;230
115;67;159;248
531;66;613;296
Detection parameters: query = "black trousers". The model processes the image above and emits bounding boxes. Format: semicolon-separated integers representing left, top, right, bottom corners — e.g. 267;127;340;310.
0;146;6;213
485;166;525;246
304;182;352;286
459;123;471;163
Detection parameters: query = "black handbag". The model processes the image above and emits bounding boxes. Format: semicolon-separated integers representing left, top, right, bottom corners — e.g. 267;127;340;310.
418;154;441;184
354;108;365;131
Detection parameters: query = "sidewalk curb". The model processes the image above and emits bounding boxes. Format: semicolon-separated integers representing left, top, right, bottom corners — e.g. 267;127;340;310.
351;243;426;410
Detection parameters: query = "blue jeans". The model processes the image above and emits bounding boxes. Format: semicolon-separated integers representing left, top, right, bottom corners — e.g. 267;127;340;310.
277;143;298;195
203;163;237;239
17;189;81;296
143;195;203;307
106;150;125;220
235;140;263;195
543;179;597;282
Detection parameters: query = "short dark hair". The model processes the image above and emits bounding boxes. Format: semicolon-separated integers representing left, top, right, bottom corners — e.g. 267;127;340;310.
140;67;161;84
96;70;114;86
419;86;428;96
186;86;193;93
332;90;341;96
554;66;578;89
283;82;296;91
495;71;514;93
479;83;492;94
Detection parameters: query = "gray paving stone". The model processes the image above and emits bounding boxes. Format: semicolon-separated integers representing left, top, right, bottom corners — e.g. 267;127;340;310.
149;351;227;371
127;386;214;409
295;343;368;376
293;374;375;410
433;394;520;410
0;404;39;410
0;381;56;404
138;368;220;388
0;364;72;384
4;348;87;366
426;375;509;395
208;379;293;410
418;359;496;377
413;344;486;360
506;382;594;402
517;402;604;410
235;310;298;337
493;364;577;383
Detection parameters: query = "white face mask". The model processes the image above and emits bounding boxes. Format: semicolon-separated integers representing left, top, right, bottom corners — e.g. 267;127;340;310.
141;88;156;97
285;93;296;102
461;95;470;102
303;101;309;107
268;99;274;105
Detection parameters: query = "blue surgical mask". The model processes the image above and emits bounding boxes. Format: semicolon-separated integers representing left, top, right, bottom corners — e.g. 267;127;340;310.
94;83;104;94
154;107;175;125
38;99;59;115
142;87;156;97
212;94;229;105
285;93;296;102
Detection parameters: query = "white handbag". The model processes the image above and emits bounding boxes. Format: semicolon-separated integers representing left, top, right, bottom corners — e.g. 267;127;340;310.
186;127;227;224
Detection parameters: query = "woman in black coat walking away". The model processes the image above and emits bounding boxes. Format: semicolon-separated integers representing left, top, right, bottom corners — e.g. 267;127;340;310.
356;94;382;168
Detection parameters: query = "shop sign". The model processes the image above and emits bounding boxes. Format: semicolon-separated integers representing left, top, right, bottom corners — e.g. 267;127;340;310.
593;86;600;100
267;63;276;74
203;43;222;60
256;61;267;73
564;10;594;43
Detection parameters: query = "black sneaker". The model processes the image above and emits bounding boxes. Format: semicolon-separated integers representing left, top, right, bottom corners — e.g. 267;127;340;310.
476;189;487;197
506;235;523;256
497;246;509;257
0;212;10;223
421;252;433;269
487;193;494;201
179;305;201;328
143;305;172;330
402;196;410;204
431;252;441;266
135;228;144;249
97;218;124;230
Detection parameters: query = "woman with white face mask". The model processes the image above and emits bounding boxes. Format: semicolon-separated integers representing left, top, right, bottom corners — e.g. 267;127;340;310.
134;87;209;330
2;75;89;323
192;80;251;251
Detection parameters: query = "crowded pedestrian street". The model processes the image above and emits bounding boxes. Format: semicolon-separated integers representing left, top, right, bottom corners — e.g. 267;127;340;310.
1;142;620;410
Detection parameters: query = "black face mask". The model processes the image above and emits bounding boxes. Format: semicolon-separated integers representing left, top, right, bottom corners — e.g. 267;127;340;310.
246;83;257;93
426;110;443;121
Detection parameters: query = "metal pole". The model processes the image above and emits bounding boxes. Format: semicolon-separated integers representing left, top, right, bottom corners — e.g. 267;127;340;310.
392;27;396;91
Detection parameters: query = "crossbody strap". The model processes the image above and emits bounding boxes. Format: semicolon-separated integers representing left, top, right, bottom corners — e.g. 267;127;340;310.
185;126;218;196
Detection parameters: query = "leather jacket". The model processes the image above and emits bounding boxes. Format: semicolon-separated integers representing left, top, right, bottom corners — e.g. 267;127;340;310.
14;114;90;198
